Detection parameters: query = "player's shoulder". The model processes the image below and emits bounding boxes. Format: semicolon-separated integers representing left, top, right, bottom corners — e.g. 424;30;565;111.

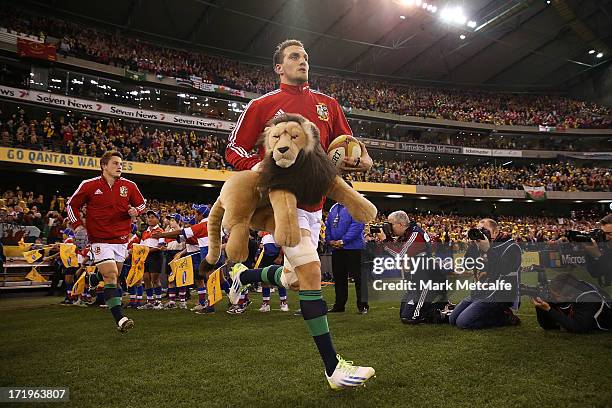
249;88;283;107
81;176;102;186
310;88;339;104
118;177;138;188
75;176;102;193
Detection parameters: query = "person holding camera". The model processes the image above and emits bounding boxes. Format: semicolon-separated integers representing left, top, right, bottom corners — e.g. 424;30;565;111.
449;218;521;329
532;273;611;333
325;192;368;314
584;214;612;287
373;211;447;323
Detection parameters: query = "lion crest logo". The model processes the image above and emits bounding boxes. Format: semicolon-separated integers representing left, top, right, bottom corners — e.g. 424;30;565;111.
316;103;329;121
119;186;128;197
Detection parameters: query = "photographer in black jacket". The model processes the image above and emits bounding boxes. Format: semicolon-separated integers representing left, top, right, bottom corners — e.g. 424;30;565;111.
449;218;521;329
584;214;612;287
532;273;611;333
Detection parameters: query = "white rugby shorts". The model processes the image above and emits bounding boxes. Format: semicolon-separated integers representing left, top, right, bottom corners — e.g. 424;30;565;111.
91;243;128;264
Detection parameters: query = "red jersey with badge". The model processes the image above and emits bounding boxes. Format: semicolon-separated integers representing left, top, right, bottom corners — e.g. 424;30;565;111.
225;83;352;212
67;176;146;244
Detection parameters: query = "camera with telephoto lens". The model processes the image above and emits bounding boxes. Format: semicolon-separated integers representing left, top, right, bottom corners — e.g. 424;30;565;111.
520;265;550;300
565;229;606;243
369;222;393;237
467;227;491;241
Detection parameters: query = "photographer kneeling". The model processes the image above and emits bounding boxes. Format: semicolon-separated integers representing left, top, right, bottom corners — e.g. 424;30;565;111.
583;214;612;287
532;273;612;333
449;218;521;330
373;211;450;324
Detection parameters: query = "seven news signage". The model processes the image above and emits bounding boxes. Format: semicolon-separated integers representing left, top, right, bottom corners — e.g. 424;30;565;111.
0;85;235;132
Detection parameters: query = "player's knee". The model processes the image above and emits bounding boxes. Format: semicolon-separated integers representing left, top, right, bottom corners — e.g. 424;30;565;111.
283;236;318;268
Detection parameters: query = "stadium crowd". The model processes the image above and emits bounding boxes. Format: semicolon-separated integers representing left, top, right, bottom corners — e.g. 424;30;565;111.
1;107;610;192
362;127;610;152
0;187;603;245
353;160;612;192
1;8;610;129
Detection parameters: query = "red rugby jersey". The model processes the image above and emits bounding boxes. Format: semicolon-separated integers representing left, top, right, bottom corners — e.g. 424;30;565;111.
225;83;352;212
67;176;146;244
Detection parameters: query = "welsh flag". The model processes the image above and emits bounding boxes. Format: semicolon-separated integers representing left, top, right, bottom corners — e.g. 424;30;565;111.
523;185;547;201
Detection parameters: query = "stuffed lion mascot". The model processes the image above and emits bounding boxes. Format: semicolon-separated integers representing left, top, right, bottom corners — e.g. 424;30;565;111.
202;113;377;273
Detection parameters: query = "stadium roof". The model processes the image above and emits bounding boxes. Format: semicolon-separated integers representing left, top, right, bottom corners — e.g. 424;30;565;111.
22;0;612;90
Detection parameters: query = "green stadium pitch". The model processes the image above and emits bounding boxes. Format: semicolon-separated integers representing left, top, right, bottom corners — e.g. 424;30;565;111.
0;287;610;408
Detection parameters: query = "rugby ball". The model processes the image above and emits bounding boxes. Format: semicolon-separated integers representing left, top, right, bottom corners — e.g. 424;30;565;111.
327;135;361;168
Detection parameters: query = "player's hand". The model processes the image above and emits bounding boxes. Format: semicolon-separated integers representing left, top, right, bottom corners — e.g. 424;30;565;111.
532;297;551;312
375;231;386;242
127;207;139;217
340;141;372;173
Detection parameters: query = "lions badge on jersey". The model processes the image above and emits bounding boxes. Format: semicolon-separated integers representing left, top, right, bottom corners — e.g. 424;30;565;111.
316;103;329;121
120;186;128;197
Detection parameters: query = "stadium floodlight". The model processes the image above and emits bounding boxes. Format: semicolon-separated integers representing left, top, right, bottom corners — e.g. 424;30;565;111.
526;200;534;203
201;183;215;188
459;34;466;40
498;199;514;202
502;161;512;166
422;2;428;9
440;6;467;25
588;49;596;54
467;20;477;28
400;15;406;19
574;200;583;203
596;52;603;58
419;196;428;200
597;200;612;203
35;168;65;175
385;194;403;198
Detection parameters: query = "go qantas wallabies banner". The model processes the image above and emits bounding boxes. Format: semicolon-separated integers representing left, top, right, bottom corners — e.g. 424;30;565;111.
0;85;235;132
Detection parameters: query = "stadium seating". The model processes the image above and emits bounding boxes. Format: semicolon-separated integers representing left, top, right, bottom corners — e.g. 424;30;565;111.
0;7;610;129
1;107;609;192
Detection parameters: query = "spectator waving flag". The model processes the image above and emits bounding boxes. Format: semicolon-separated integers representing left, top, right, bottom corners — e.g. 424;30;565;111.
23;249;42;263
59;243;78;268
523;185;547;201
206;267;224;306
126;245;149;287
25;267;46;282
170;255;194;287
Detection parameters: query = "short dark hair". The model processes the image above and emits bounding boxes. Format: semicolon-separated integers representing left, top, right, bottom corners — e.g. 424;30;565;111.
100;151;122;170
273;39;305;67
601;214;612;225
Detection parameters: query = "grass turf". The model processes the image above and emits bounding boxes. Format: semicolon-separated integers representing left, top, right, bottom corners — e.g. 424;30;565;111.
0;288;611;408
